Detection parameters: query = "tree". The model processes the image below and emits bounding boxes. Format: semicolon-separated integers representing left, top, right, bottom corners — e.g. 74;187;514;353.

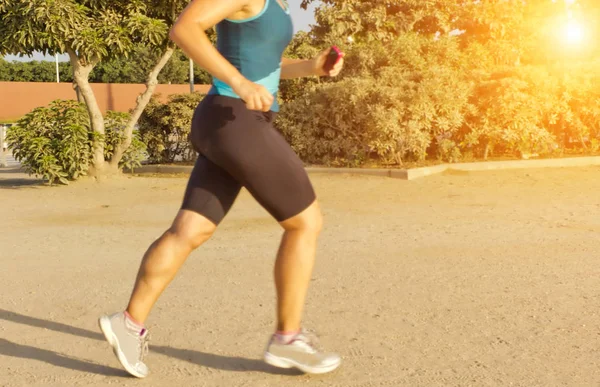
284;0;600;165
301;0;463;45
90;54;146;84
300;0;599;67
0;47;212;84
93;46;213;85
0;0;188;176
0;59;73;82
0;58;9;80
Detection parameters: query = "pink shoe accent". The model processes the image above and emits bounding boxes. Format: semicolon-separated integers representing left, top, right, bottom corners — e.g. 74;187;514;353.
276;330;301;336
274;330;301;344
124;311;145;331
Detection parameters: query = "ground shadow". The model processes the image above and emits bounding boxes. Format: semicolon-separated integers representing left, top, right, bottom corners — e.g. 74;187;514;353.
152;346;302;376
0;178;45;189
0;309;103;341
0;309;302;376
0;166;45;188
0;166;27;174
0;338;126;377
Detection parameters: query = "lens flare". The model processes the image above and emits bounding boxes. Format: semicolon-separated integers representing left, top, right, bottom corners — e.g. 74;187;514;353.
563;20;585;45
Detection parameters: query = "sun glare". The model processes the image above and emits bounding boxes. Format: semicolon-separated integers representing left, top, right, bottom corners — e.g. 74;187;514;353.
562;20;585;45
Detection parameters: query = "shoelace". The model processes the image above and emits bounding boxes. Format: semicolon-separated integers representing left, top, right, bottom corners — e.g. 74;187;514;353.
139;333;150;360
292;329;322;354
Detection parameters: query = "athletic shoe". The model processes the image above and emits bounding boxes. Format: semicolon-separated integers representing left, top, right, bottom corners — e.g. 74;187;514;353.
98;312;150;378
264;329;341;374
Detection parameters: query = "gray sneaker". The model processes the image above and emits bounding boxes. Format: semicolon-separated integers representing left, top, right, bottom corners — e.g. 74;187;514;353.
264;330;341;374
98;312;150;378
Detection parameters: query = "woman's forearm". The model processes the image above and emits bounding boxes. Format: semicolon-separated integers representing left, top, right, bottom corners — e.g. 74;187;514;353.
280;58;317;79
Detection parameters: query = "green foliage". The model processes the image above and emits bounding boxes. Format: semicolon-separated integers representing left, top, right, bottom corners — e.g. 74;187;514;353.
0;58;74;82
277;34;472;166
119;134;147;172
302;0;462;45
460;60;600;159
462;70;557;159
0;0;213;84
6;100;94;184
0;47;212;84
303;0;600;66
0;0;189;173
89;46;211;84
0;0;168;63
138;92;205;164
277;29;600;166
102;111;147;171
6;100;148;184
275;0;599;166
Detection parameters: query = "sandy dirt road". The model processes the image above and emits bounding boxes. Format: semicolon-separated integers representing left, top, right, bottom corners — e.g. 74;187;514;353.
1;166;599;387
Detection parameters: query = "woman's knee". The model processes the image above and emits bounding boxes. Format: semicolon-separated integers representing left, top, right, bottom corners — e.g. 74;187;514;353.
167;210;217;250
280;201;323;234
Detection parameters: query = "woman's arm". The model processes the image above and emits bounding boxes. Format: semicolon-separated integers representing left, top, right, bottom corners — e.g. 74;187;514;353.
169;0;274;111
280;58;317;79
169;0;247;88
280;49;345;79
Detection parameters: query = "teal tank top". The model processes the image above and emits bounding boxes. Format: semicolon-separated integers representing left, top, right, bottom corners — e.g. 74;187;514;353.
208;0;294;112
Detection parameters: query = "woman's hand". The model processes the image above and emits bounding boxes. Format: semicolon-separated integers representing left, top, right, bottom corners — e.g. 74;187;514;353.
311;47;345;77
231;77;274;112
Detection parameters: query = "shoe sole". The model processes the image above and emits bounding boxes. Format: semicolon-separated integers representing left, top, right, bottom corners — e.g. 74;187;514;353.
98;316;148;378
264;352;341;374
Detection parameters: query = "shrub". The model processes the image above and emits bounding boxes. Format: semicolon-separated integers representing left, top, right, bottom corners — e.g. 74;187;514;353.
277;34;600;165
7;100;94;184
461;62;600;159
543;61;600;150
7;100;147;184
462;70;558;159
277;72;472;165
103;111;147;172
138;92;206;164
276;35;472;166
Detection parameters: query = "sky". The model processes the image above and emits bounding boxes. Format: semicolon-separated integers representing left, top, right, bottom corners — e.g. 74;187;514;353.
3;1;318;62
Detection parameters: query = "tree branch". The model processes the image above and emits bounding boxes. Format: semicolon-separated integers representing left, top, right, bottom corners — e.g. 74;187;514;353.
110;45;175;168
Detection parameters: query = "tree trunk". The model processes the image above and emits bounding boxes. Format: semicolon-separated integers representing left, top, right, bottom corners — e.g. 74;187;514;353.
110;46;175;169
0;125;7;168
67;50;105;175
579;134;587;150
484;141;491;160
73;81;83;103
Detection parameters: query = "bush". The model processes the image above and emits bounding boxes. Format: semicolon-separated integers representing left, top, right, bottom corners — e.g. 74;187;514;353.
276;35;473;166
7;100;147;184
461;70;558;159
7;100;94;184
138;92;205;164
103;111;147;172
460;61;600;159
543;61;600;151
277;33;600;165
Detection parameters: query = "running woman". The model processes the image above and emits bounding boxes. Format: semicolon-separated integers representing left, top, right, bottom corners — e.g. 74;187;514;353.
98;0;345;379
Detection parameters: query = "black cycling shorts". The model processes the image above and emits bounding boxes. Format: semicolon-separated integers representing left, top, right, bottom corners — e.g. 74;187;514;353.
180;95;316;225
